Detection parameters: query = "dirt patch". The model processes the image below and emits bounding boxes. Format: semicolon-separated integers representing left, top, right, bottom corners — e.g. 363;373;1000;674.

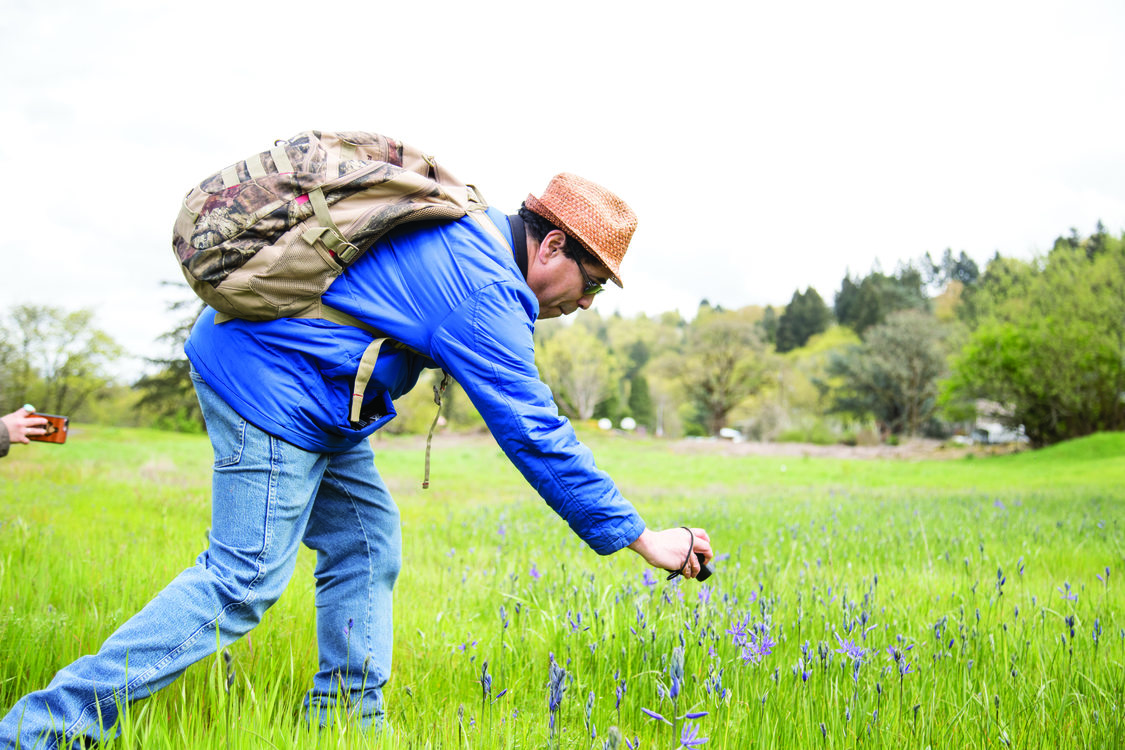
667;437;1027;461
371;430;1027;461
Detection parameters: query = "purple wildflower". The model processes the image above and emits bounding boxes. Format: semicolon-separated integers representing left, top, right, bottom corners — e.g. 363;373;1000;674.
679;721;709;748
530;563;541;580
643;569;657;588
641;707;672;725
834;632;867;664
742;625;776;665
726;617;748;647
480;661;492;700
669;647;685;699
547;654;568;733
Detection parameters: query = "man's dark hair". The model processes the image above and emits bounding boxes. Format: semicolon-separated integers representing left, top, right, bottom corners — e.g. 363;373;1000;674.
518;204;598;266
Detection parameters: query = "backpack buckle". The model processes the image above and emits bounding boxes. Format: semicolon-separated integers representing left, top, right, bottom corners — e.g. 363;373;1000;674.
335;240;361;264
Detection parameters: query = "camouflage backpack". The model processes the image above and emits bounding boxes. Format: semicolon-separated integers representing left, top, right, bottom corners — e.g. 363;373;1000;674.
172;131;511;483
173;129;508;323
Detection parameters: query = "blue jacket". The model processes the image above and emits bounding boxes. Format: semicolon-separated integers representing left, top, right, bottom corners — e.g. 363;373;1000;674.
186;207;644;555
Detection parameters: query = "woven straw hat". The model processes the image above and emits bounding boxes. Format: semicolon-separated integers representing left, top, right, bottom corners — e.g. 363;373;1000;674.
525;173;637;287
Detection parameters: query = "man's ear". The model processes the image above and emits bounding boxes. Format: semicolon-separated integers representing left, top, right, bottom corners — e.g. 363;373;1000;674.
535;230;569;264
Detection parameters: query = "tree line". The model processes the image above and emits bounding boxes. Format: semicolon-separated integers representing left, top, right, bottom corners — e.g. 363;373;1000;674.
2;225;1122;447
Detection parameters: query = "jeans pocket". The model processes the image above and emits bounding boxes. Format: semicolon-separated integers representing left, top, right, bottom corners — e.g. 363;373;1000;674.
191;369;247;467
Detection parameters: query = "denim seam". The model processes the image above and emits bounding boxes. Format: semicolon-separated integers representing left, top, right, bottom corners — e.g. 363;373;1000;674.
326;464;377;683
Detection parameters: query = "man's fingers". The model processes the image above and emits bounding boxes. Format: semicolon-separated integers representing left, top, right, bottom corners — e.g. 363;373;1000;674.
688;528;713;563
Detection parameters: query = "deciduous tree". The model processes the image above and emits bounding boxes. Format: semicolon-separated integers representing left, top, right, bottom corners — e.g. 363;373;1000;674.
830;310;947;436
536;324;618;420
667;308;772;435
0;304;124;416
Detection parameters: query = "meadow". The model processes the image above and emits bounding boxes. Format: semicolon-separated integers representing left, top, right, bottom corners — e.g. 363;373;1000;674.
1;426;1123;749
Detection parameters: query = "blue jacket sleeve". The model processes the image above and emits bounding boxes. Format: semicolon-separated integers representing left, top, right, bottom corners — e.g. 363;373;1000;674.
427;282;645;555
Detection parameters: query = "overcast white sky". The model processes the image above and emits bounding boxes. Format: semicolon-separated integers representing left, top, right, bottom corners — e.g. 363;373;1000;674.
3;0;1125;377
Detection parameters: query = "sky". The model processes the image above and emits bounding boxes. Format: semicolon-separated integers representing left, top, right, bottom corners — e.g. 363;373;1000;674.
3;0;1125;378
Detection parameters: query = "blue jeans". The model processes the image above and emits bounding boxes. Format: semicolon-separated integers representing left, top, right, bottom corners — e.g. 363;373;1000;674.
0;371;401;749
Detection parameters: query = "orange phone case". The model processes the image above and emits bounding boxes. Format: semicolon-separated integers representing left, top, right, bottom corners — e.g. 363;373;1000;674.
28;413;68;444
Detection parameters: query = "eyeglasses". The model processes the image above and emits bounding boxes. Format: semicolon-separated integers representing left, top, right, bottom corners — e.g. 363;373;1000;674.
573;258;606;297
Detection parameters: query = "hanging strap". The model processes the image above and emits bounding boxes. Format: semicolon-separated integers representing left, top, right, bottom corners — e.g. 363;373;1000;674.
508;214;528;280
350;337;389;425
422;371;452;489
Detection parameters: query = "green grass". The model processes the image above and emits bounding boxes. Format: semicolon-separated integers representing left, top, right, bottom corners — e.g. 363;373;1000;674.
1;427;1123;748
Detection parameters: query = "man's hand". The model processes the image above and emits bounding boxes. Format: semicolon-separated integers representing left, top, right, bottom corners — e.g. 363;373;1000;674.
2;408;48;444
627;527;713;580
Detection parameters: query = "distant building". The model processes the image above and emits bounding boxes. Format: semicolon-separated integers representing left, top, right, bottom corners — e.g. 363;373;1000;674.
971;400;1029;445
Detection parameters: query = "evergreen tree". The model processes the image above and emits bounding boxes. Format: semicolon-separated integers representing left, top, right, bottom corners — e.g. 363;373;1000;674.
134;288;206;431
775;288;832;353
834;267;928;334
758;305;778;346
627;374;656;431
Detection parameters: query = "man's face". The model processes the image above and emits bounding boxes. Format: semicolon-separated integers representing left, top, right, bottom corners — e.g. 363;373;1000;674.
527;230;611;319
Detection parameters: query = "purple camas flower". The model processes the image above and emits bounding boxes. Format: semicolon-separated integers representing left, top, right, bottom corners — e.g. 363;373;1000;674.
480;661;492;700
641;707;671;725
727;619;747;647
698;585;712;605
530;563;541;580
739;625;776;666
643;569;657;588
706;667;728;700
834;632;867;665
547;654;568;733
670;647;685;700
679;721;709;748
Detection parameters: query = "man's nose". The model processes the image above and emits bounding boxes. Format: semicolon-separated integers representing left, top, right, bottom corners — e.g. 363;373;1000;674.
577;295;595;310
